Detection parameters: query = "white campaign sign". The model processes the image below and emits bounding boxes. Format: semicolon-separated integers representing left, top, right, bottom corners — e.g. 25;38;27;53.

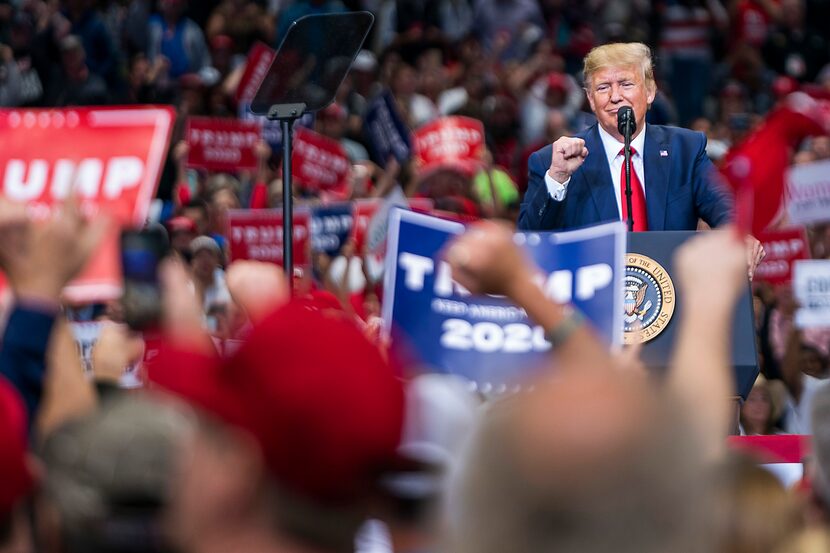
793;260;830;328
787;159;830;225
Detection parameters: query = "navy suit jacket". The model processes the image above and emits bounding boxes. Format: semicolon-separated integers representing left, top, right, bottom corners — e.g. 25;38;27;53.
517;124;734;231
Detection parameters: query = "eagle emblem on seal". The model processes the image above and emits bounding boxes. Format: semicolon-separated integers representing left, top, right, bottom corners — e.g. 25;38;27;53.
623;277;652;324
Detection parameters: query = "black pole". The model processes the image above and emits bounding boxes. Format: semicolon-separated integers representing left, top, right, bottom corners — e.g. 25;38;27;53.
623;138;634;232
281;117;294;281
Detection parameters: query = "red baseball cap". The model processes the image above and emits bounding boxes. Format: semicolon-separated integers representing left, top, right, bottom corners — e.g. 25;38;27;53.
0;377;33;515
772;75;799;99
319;102;347;121
165;216;197;235
210;34;233;51
151;300;404;503
546;72;568;93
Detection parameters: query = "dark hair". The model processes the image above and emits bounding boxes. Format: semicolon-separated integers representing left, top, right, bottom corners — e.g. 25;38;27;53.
0;512;12;546
61;502;174;553
182;199;209;215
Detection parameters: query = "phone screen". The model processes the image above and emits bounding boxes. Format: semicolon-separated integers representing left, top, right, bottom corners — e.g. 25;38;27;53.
120;227;170;330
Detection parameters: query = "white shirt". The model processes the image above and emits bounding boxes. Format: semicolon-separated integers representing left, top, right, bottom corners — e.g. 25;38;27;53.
782;374;827;435
545;125;647;219
203;268;231;312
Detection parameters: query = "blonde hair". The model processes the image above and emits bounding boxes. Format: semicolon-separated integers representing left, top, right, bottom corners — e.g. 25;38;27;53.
718;453;803;553
774;529;830;553
583;42;656;91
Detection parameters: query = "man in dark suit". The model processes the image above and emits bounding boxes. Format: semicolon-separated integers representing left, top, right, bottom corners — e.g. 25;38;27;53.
517;42;764;275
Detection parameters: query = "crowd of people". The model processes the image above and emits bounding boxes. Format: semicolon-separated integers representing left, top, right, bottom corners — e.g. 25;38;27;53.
1;0;830;552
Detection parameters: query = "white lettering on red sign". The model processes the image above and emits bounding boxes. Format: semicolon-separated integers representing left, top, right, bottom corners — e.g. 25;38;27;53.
3;157;144;201
763;238;805;258
189;129;259;149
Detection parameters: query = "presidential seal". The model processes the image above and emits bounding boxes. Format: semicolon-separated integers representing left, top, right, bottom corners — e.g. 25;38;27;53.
623;253;676;344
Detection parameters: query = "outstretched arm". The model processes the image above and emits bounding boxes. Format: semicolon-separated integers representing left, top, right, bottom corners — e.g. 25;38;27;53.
668;228;748;460
0;197;108;424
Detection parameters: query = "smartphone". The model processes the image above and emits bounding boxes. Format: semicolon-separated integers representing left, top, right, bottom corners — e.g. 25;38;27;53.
120;226;170;331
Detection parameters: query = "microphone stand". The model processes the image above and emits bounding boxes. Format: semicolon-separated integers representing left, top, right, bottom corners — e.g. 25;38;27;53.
623;128;634;232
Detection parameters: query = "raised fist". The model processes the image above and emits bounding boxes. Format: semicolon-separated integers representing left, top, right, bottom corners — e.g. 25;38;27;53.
548;136;588;183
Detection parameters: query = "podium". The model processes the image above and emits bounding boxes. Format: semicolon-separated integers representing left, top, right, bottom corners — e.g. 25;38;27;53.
627;231;759;400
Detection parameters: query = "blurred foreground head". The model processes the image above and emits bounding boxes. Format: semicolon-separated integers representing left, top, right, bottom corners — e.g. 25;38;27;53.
451;369;716;553
810;385;830;513
153;300;405;553
716;453;802;553
37;396;195;553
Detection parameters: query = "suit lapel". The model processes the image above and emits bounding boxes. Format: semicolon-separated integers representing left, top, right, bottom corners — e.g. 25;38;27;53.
582;125;618;221
643;124;671;230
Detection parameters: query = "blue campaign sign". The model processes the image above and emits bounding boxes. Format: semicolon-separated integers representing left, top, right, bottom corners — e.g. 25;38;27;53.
238;102;314;153
382;209;625;386
311;203;354;257
363;89;412;165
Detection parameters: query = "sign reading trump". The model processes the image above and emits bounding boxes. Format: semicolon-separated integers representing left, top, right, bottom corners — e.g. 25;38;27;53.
186;116;261;172
292;127;349;195
413;116;485;177
0;106;175;301
228;208;310;269
383;210;625;387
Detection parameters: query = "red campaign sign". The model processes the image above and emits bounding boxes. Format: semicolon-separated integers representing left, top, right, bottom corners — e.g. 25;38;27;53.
754;227;810;285
228;208;310;268
186;117;261;172
292;127;350;194
0;106;174;302
414;116;485;177
236;42;277;105
727;435;810;464
351;199;380;252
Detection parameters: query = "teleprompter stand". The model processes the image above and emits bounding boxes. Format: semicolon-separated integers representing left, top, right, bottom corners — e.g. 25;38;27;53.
250;11;374;280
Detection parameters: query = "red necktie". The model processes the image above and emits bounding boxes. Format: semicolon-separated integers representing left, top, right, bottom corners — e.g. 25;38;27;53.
619;147;648;231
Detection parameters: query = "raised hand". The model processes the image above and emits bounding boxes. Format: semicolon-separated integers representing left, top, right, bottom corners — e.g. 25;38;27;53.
744;234;765;281
0;196;110;302
225;260;289;323
548;136;589;183
91;322;145;383
445;220;535;299
159;258;212;352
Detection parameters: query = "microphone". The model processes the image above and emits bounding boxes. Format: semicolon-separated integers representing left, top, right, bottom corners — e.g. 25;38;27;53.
617;106;636;139
617;106;636;231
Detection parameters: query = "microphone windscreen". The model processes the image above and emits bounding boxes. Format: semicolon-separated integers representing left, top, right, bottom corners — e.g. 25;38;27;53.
617;106;635;136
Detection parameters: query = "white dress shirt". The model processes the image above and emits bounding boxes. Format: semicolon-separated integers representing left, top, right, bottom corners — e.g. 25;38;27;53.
544;125;647;218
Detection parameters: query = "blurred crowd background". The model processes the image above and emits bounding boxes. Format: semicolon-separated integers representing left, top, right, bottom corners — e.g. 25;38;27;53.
1;1;830;553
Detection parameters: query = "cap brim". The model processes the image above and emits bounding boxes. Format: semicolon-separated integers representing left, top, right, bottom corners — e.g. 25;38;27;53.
147;343;252;432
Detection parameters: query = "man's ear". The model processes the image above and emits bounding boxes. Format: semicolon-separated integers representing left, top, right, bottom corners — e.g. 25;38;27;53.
646;82;657;107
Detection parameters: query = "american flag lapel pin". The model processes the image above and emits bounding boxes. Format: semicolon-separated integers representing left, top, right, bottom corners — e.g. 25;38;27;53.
660;149;668;157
